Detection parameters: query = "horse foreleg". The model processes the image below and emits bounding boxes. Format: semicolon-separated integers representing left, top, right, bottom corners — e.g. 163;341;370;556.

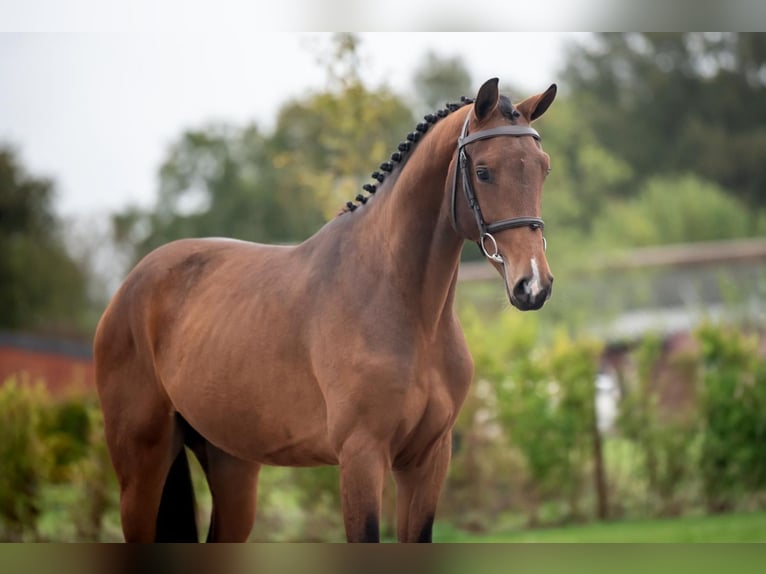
338;434;389;542
393;434;451;542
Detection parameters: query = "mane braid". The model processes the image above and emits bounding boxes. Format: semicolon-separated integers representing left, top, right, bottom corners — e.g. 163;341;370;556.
337;97;474;215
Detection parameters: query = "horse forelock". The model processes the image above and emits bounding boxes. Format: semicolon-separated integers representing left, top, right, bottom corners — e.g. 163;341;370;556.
498;95;522;122
337;97;474;217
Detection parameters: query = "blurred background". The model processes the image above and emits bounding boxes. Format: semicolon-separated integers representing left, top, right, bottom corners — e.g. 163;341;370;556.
1;32;766;541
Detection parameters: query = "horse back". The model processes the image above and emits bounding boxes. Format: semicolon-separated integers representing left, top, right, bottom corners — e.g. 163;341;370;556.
94;238;279;395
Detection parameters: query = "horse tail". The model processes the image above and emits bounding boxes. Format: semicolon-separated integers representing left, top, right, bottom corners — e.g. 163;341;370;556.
155;448;199;542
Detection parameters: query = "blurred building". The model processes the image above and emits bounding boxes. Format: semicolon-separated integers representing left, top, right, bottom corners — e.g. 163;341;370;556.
0;331;94;395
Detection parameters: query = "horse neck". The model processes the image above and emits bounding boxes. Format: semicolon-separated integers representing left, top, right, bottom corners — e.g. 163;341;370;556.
366;109;469;332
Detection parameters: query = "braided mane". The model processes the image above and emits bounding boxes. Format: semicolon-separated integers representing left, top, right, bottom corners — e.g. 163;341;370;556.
337;96;475;216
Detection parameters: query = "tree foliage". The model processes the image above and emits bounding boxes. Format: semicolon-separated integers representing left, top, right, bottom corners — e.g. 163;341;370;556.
269;82;414;219
113;123;328;259
0;146;89;332
114;36;415;264
412;51;473;113
564;33;766;214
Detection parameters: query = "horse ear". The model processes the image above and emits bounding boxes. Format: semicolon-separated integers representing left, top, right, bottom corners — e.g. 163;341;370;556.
473;78;500;121
516;83;557;122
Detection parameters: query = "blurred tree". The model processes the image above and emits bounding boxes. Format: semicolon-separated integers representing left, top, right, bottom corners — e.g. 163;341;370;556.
270;84;414;219
563;33;766;216
115;34;415;264
113;123;327;259
412;51;473;113
314;32;363;91
0;146;89;333
537;97;633;235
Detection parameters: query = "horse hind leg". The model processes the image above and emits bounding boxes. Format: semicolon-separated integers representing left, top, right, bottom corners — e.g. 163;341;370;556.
97;338;199;542
97;322;255;542
184;422;261;543
102;398;191;542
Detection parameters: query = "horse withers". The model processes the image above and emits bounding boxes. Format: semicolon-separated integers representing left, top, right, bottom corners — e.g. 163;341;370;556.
94;78;556;542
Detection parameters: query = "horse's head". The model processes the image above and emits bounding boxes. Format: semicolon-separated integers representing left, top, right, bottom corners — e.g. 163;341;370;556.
448;78;557;311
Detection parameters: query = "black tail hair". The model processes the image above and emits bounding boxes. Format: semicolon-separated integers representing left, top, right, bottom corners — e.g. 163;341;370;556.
155;448;199;542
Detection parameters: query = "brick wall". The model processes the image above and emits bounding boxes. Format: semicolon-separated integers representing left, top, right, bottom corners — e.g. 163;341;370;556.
0;332;94;395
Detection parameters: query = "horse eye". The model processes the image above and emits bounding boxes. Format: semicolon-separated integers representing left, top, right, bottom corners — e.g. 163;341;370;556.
476;167;491;181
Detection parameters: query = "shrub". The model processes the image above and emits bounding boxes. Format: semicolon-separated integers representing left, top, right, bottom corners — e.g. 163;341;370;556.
546;331;604;521
68;407;119;541
696;323;766;512
40;395;93;482
593;174;756;247
463;305;605;526
0;376;51;540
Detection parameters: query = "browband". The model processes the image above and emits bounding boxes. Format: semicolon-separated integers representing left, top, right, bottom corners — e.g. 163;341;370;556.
458;125;540;149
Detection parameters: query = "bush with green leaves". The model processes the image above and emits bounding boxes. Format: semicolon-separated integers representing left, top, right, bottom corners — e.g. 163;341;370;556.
67;407;119;541
0;377;51;540
40;395;93;482
462;306;604;525
546;331;604;521
0;378;121;541
592;174;763;248
696;323;766;512
454;306;547;527
617;335;701;517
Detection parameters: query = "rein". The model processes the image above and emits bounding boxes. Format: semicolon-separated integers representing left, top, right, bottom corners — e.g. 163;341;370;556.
450;114;547;262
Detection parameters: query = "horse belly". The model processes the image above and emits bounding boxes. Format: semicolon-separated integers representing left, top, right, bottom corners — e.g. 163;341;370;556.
166;366;337;467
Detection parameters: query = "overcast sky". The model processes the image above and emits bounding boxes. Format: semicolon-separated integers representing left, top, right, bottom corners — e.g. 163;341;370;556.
0;33;581;217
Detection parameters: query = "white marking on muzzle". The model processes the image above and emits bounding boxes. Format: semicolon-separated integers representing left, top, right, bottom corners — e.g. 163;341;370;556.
525;257;543;298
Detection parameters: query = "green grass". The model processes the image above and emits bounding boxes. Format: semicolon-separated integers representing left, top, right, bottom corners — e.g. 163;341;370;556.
433;511;766;543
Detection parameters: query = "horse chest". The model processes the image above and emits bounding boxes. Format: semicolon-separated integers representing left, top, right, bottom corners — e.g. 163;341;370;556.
390;358;468;462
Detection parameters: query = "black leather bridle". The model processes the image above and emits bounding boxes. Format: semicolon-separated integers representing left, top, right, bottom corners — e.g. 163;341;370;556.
450;114;547;263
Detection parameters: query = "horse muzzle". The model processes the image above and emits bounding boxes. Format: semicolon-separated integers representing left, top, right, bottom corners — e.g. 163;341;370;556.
508;273;553;311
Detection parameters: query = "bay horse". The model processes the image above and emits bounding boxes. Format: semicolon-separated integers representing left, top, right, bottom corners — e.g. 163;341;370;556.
94;78;556;542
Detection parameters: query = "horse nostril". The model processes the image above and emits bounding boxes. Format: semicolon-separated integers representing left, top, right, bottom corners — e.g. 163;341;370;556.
513;277;531;300
512;274;552;310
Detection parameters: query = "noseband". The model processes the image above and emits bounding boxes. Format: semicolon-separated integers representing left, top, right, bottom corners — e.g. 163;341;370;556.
450;114;547;263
